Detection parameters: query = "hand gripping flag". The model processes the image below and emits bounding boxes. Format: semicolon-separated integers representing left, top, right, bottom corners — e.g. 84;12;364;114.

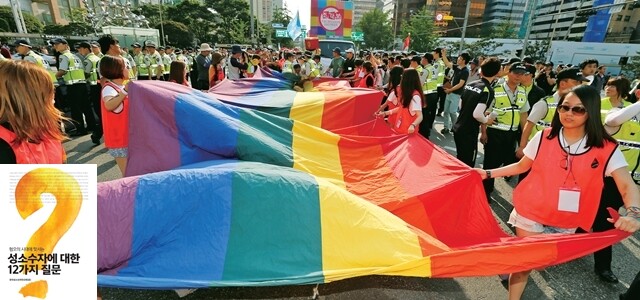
287;10;302;41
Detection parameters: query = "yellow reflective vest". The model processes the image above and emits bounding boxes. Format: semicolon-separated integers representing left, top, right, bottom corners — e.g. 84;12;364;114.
60;51;86;85
489;84;528;131
85;53;100;85
423;64;438;93
601;98;640;183
529;95;557;140
435;58;445;87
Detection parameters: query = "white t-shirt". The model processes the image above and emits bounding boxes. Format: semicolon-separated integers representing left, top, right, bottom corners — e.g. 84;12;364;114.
387;92;421;115
102;84;125;114
523;129;627;177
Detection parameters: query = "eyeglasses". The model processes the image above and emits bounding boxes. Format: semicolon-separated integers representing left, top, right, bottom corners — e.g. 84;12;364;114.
558;105;587;116
560;146;570;170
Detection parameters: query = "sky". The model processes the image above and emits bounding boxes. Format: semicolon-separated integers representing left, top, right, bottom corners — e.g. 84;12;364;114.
283;0;311;29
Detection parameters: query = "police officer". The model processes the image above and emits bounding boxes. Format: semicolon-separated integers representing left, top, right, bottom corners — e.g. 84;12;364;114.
52;38;96;136
13;39;56;83
421;53;439;139
482;63;531;201
145;41;164;80
132;43;148;80
77;42;102;145
452;57;502;168
91;42;103;58
159;46;172;81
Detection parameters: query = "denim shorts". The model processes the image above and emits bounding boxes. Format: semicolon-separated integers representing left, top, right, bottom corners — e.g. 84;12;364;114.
508;209;576;234
107;147;128;158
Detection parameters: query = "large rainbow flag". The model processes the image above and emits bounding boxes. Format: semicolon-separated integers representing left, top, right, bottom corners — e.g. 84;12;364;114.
97;81;631;289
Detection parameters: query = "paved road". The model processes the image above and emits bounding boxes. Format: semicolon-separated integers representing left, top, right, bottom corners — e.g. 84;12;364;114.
71;117;639;300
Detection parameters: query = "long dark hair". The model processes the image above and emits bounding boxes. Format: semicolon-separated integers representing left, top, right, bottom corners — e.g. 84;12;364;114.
387;65;403;96
548;85;616;148
169;61;187;84
400;68;424;108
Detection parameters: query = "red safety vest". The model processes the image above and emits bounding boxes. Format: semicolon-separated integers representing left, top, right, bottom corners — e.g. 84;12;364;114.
0;126;65;164
386;87;400;128
358;73;374;88
513;128;617;230
395;90;421;134
100;82;129;149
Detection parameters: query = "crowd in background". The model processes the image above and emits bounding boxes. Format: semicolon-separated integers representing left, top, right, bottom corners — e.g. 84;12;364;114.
2;36;640;300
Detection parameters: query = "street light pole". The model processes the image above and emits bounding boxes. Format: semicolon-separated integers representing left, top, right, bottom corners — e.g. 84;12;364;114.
393;0;399;50
459;0;471;53
250;0;255;44
159;0;165;46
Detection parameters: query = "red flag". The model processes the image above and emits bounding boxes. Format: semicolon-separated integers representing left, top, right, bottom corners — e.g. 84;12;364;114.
403;33;411;51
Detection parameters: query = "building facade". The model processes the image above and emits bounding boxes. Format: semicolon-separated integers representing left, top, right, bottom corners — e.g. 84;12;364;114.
482;0;526;36
247;0;283;24
352;0;380;26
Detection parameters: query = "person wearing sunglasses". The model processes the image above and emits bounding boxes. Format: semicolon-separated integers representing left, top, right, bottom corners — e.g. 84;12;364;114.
517;68;589;182
474;85;640;300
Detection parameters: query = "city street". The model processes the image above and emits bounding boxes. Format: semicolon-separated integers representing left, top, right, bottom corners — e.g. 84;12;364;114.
76;117;639;300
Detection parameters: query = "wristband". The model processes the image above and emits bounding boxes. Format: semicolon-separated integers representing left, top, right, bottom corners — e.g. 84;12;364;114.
625;206;640;219
485;170;492;179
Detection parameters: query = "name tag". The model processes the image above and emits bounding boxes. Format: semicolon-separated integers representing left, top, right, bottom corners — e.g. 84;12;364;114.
558;187;580;213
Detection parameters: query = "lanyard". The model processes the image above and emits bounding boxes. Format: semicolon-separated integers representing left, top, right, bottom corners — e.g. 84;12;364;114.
502;82;518;106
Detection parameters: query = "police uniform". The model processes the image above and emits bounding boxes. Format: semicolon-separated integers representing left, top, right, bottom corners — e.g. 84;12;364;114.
452;78;495;167
421;62;439;139
83;51;103;143
482;79;529;198
58;47;96;135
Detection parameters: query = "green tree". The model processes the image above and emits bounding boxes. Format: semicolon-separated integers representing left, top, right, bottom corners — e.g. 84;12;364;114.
205;0;250;43
67;7;88;23
0;6;44;33
157;21;194;48
134;4;166;28
399;7;438;52
44;22;93;36
271;6;293;48
166;0;218;43
481;20;517;39
622;52;640;77
523;40;550;61
356;8;392;50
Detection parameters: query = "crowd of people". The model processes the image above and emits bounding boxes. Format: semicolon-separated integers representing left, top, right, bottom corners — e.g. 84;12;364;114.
1;36;640;300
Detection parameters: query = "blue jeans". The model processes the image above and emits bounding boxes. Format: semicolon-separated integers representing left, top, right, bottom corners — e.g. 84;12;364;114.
443;93;460;130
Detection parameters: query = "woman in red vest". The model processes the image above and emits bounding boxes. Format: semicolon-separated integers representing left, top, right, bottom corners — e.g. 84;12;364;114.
208;52;225;89
377;68;424;134
357;61;375;89
0;60;66;164
376;66;404;127
99;55;130;176
474;85;640;300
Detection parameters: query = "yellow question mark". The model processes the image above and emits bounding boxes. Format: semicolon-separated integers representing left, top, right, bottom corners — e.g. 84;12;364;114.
14;168;82;299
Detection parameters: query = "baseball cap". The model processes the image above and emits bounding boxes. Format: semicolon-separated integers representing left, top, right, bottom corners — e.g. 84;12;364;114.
502;57;521;66
332;47;341;54
77;41;91;49
51;38;68;45
522;56;535;65
345;48;355;54
411;56;421;63
470;58;479;65
90;41;100;48
145;41;157;48
131;42;142;48
14;39;31;48
556;67;589;82
509;63;529;74
158;46;165;51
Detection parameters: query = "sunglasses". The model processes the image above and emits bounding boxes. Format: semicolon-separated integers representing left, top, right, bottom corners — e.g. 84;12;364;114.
558;104;587;116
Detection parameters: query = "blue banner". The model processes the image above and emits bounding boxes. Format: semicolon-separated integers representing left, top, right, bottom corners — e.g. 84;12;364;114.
583;0;614;42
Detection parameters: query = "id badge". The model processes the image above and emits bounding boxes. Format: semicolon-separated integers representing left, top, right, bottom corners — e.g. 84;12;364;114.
558;187;581;213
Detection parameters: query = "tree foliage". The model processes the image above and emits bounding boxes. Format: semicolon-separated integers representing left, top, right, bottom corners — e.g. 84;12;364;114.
272;6;293;48
44;22;93;36
399;7;438;52
204;0;250;43
482;20;517;39
439;38;503;57
156;21;194;49
356;8;393;50
622;52;640;77
0;6;44;33
523;40;550;61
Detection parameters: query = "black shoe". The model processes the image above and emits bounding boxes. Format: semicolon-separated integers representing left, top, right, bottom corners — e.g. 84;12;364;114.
595;269;619;283
90;135;101;145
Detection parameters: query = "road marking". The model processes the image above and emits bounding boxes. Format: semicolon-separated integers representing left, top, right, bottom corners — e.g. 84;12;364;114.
443;146;456;152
